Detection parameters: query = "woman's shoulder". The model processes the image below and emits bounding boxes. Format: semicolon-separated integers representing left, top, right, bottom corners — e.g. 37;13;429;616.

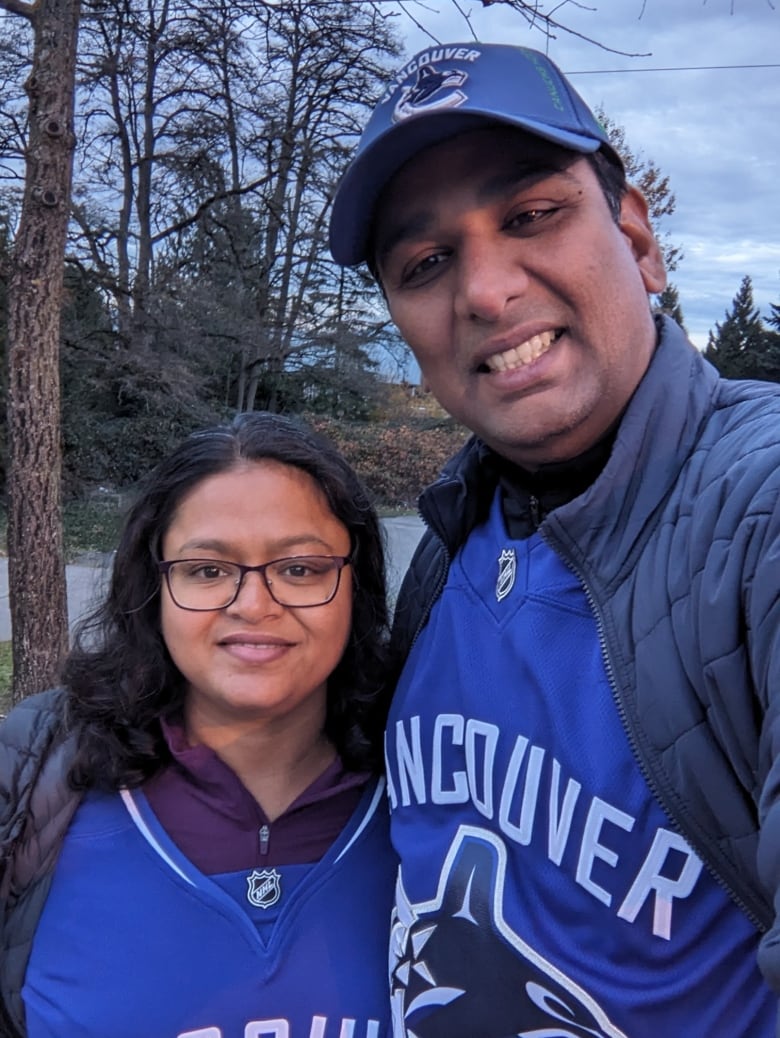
1;687;67;749
1;688;69;822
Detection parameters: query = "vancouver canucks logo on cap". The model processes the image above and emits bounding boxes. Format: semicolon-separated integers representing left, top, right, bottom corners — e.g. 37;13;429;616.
393;64;469;123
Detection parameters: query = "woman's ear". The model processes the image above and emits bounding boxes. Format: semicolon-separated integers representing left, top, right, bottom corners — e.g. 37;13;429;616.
619;185;667;295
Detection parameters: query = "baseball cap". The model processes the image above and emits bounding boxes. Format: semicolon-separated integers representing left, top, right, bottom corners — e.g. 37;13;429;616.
329;42;622;267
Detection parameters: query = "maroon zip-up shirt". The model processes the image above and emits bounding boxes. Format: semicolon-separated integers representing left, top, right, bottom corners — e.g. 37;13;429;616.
143;718;371;874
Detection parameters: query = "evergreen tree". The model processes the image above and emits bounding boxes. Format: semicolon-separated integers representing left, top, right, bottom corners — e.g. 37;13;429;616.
597;111;681;274
0;204;11;480
704;275;779;382
655;283;685;331
761;290;780;382
0;203;10;362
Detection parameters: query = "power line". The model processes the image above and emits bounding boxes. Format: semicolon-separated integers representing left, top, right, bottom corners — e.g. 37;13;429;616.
568;62;780;75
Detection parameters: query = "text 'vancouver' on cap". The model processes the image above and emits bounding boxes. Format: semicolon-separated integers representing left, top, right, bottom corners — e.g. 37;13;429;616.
328;42;622;268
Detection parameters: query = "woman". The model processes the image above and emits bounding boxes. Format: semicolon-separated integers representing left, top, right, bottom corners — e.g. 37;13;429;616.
0;412;395;1038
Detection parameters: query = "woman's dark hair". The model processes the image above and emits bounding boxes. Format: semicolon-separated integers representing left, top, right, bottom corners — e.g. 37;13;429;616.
65;412;389;788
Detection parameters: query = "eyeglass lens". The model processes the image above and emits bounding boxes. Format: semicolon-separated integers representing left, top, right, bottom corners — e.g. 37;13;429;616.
165;556;344;609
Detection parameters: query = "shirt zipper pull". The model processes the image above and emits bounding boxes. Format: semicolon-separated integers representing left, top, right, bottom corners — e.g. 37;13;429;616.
259;824;270;856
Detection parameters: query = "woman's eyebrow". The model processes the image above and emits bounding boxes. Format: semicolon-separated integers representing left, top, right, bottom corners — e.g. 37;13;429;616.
171;534;334;556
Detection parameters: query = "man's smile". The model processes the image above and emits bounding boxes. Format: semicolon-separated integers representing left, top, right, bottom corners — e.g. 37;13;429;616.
480;329;561;374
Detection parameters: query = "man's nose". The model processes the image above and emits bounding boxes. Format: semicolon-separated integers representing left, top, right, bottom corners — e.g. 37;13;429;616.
453;237;529;324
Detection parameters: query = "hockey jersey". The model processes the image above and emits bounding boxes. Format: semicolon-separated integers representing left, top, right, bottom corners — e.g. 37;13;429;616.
384;490;773;1037
23;779;394;1038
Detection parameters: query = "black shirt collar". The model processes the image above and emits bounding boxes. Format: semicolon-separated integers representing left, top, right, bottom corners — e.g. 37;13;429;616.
484;431;618;539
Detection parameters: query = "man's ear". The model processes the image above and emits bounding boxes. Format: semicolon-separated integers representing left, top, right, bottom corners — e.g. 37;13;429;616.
618;185;667;295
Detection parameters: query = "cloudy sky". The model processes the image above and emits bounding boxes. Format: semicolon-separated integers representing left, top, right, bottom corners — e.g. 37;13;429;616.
395;0;779;348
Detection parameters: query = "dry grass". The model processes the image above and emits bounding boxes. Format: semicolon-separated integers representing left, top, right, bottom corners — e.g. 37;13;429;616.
0;642;12;717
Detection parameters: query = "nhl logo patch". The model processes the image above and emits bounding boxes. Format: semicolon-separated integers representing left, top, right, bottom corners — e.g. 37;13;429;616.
496;547;516;602
246;868;282;909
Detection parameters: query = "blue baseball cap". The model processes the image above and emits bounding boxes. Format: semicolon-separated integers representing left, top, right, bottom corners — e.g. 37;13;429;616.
329;42;622;267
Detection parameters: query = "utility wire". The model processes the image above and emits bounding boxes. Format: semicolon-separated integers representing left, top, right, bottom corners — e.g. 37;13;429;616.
568;63;780;74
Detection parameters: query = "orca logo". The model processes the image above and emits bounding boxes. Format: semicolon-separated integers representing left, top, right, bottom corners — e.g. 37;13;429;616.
393;65;469;123
390;826;627;1038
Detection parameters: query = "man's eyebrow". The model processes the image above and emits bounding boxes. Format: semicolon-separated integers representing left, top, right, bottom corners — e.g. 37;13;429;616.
376;161;577;264
477;162;573;203
376;212;433;266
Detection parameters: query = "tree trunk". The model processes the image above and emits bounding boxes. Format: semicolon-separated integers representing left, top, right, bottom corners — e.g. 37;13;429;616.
4;0;80;703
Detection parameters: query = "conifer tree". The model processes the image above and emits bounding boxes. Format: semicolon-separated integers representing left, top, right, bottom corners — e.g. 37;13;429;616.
655;283;686;331
705;275;779;382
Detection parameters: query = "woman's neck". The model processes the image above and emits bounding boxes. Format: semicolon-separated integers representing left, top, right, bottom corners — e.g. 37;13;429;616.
183;705;336;821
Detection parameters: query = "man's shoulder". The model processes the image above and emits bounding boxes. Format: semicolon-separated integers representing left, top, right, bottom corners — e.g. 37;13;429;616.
713;374;780;413
703;377;780;466
678;378;780;540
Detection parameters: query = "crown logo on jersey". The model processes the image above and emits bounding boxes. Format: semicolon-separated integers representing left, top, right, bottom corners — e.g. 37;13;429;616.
393;64;469;123
246;868;282;909
496;548;516;602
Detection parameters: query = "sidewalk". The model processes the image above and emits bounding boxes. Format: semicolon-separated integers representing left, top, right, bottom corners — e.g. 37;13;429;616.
0;553;115;641
0;516;425;641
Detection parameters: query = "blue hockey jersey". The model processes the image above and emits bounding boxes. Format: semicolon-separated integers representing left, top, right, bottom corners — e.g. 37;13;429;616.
385;491;773;1037
23;779;395;1038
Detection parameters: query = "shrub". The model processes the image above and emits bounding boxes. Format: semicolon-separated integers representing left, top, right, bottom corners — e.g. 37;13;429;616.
309;415;470;508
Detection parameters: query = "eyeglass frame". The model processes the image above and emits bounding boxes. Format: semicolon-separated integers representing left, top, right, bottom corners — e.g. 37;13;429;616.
157;554;352;611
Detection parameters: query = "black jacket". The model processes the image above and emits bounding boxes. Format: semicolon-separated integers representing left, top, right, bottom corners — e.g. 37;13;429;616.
0;689;80;1037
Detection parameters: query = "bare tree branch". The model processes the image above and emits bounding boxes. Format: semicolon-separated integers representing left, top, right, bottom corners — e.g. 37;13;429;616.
382;0;650;56
0;0;37;18
480;0;650;55
149;173;275;246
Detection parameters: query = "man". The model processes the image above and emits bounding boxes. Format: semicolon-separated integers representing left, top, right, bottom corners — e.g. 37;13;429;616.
329;42;780;1036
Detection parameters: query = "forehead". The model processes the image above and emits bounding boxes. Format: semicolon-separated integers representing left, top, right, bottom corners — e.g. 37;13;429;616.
372;125;583;247
167;462;330;528
162;461;350;554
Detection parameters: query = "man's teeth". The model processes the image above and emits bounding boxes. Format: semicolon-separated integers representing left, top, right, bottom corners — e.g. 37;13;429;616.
485;330;556;372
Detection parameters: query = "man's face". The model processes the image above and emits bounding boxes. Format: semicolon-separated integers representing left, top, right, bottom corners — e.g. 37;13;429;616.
373;126;666;468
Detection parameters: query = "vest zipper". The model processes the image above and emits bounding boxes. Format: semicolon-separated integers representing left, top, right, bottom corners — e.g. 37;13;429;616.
541;527;768;933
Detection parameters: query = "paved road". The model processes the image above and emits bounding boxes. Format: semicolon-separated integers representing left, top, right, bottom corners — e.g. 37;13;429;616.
0;516;425;642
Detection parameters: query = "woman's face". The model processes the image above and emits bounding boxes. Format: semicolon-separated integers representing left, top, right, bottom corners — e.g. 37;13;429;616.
159;460;353;746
